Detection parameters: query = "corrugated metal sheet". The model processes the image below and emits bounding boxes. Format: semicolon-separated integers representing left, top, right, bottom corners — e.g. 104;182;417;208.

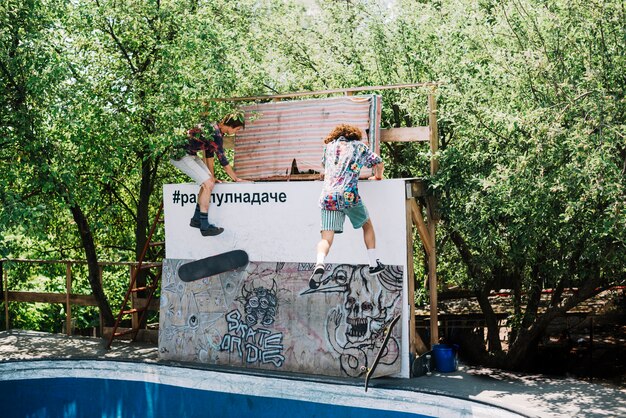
235;95;381;179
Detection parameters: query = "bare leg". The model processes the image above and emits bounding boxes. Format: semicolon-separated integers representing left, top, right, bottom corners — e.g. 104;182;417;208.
198;177;216;213
198;177;223;236
310;230;335;289
362;218;384;273
362;218;376;249
317;230;335;259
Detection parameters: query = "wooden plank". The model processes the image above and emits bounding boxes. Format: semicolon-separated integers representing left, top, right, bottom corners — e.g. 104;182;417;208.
428;93;439;175
130;265;139;331
3;267;8;330
66;263;72;336
427;91;440;347
381;127;430;143
409;199;433;257
428;221;439;346
99;266;104;337
252;174;320;182
210;82;440;103
7;291;99;306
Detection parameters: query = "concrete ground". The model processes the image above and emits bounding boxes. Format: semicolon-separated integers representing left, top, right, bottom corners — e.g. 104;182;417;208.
1;329;625;418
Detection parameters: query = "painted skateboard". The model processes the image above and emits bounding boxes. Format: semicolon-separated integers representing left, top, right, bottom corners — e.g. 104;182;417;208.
411;350;434;377
178;250;249;282
362;314;401;391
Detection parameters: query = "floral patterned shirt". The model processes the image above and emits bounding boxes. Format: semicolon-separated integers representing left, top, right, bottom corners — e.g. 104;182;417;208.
319;136;382;210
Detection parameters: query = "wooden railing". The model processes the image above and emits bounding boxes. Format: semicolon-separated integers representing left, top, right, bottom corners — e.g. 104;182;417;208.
0;258;160;336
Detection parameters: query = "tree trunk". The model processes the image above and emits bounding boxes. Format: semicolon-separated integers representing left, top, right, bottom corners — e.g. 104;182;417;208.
503;274;606;370
134;156;153;262
69;203;115;326
134;155;157;295
475;287;502;352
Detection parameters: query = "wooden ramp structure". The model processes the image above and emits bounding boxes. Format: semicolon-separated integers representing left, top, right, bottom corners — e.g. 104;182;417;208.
215;83;442;352
156;83;442;378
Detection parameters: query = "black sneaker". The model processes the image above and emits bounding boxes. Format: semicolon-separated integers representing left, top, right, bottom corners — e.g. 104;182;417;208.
190;217;201;228
308;265;325;289
201;224;224;236
368;260;385;275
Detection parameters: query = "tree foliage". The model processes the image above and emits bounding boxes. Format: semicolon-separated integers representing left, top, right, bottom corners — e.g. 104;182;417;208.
1;0;624;370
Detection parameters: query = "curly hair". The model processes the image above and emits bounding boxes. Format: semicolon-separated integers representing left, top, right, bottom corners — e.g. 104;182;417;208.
323;124;363;144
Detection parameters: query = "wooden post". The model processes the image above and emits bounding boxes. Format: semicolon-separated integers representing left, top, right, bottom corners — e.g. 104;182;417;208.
428;92;439;175
3;264;8;330
406;196;430;356
427;90;440;346
406;199;416;355
99;265;104;337
65;262;72;336
131;265;139;330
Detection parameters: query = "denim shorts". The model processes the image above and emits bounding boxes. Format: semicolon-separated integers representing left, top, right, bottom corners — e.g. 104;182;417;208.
320;201;370;233
170;155;211;185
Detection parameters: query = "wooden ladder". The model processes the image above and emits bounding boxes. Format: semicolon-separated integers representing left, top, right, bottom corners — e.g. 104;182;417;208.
106;202;164;349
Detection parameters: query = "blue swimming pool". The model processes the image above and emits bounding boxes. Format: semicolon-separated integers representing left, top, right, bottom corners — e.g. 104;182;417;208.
0;377;428;418
0;360;524;418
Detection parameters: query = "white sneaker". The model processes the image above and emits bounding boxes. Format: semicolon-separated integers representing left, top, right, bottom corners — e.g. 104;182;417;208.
309;264;325;289
368;260;385;275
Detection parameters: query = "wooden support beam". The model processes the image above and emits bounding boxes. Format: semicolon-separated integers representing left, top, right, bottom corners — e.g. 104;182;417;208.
99;266;104;336
130;265;139;331
428;93;439;175
6;291;99;306
409;199;433;257
66;263;72;336
3;266;8;330
210;82;441;103
427;90;440;347
428;220;439;346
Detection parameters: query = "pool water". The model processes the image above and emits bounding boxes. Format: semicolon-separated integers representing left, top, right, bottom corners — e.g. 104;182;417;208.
0;377;428;418
0;360;524;418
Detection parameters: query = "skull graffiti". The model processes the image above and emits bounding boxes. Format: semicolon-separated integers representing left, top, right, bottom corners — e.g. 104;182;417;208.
344;268;386;344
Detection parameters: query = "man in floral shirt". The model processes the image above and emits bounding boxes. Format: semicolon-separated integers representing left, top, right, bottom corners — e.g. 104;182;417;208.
170;113;246;236
309;124;385;288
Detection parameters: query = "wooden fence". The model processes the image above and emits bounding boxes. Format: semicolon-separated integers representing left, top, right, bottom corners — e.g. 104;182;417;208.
0;258;159;336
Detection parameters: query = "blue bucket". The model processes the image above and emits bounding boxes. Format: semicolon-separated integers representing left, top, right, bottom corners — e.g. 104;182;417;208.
432;344;458;372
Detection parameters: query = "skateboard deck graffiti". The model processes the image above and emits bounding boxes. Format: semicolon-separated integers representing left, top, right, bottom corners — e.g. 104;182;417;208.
178;250;249;282
362;314;401;391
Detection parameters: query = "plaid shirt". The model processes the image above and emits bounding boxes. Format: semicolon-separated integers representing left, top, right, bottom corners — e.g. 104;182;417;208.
183;124;229;166
319;136;382;210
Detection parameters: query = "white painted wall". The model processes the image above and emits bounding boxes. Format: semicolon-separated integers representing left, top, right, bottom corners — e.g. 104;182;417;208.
164;180;407;265
163;179;411;377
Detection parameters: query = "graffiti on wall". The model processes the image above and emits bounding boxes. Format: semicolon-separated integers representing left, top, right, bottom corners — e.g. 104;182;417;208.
219;280;285;367
159;259;403;378
300;264;403;377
